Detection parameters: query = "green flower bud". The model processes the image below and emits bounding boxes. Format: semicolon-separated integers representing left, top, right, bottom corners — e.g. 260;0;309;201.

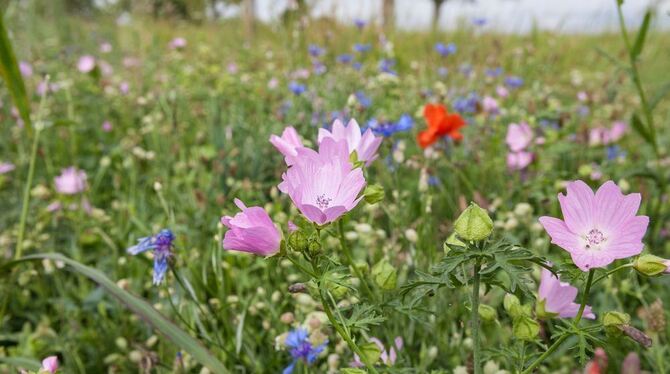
444;233;465;254
503;294;530;319
513;316;540;341
634;254;669;277
535;298;559;320
288;231;308;252
478;304;497;322
453;203;493;242
308;239;322;255
358;342;382;365
371;258;397;290
604;311;630;337
327;279;349;299
363;184;385;205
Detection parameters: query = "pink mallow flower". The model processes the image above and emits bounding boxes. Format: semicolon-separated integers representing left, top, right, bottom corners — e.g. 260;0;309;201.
221;199;281;256
54;167;87;195
169;37;187;49
279;138;366;225
506;122;533;152
318;119;382;166
77;55;96;73
41;356;59;373
588;121;628;146
482;96;499;114
538;268;595;319
539;180;648;271
19;61;33;77
269;126;304;165
506;151;533;171
0;162;15;174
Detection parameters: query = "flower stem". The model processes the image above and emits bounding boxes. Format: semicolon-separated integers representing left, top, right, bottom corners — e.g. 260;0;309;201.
337;219;374;298
471;259;482;374
592;263;632;286
14;126;41;260
522;269;596;373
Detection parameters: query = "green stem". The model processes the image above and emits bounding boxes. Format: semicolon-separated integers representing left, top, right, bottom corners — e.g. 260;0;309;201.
317;285;379;374
471;259;482;374
286;255;317;278
522;269;595;373
14;126;41;260
337;219;374;298
592;263;633;286
574;269;595;324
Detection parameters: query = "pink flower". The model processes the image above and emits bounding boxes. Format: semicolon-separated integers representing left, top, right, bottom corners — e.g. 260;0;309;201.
577;91;588;102
41;356;59;373
119;81;130;95
221;199;281;256
279;138;366;225
0;162;15;174
589;122;628;146
539;180;648;271
507;151;533;171
482;96;499;114
102;121;113;132
269;126;304;165
19;61;33;77
496;85;509;98
505;122;533;152
538;268;595;319
77;55;96;73
169;37;187;49
54;167;87;195
351;337;403;367
100;42;113;53
318;119;382;166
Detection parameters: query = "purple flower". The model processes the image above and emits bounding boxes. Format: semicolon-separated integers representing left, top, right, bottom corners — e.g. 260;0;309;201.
453;93;479;114
77;55;96;73
506;151;533;171
0;162;15;174
336;54;353;64
437;66;448;77
354;91;372;108
351;337;403;367
318;119;383;166
308;44;325;57
482;96;499;114
283;328;327;374
472;17;487;26
354;18;366;29
54;167;87;195
505;75;524;88
279;138;366;225
539;181;649;271
127;229;176;285
102;121;113;132
538;268;595;319
288;81;306;96
169;37;187;49
378;59;396;75
366;114;413;137
270;126;304;166
221;199;281;256
19;61;33;77
486;67;503;78
434;42;457;57
41;356;59;373
353;43;371;53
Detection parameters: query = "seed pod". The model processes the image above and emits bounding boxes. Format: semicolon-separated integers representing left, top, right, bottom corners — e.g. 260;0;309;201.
621;325;652;348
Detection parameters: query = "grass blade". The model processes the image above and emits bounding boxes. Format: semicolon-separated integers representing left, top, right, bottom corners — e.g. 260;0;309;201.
2;253;230;373
0;12;31;130
631;10;652;59
0;357;41;371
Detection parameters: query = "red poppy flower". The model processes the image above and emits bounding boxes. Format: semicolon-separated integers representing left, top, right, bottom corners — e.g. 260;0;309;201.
417;103;466;148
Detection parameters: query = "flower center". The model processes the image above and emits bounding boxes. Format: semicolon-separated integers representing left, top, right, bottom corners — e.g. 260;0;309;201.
585;229;606;249
316;194;332;210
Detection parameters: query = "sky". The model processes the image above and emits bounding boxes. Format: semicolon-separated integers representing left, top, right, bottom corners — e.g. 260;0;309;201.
247;0;670;33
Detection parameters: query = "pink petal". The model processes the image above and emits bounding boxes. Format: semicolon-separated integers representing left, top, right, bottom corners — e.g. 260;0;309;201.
558;180;595;234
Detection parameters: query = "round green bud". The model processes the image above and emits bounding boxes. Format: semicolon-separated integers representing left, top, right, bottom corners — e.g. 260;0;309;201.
371;258;397;290
363;184;385;205
478;304;498;322
513;316;540;341
604;311;630;337
288;231;308;252
453;203;493;242
634;254;668;277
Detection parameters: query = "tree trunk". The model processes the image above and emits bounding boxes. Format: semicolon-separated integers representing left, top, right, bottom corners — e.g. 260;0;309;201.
382;0;395;31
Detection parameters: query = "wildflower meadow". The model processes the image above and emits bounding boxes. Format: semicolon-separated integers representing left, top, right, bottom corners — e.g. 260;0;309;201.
1;1;670;373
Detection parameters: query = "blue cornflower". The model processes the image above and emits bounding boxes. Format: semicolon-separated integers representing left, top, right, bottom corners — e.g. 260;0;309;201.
353;43;371;53
352;62;363;70
453;93;480;114
127;229;175;285
288;81;306;96
337;54;353;64
308;44;324;57
486;67;503;77
505;75;524;88
313;61;326;75
434;42;457;57
378;58;396;74
472;17;487;26
607;145;626;160
354;18;366;29
355;91;372;108
283;328;328;374
366;114;413;137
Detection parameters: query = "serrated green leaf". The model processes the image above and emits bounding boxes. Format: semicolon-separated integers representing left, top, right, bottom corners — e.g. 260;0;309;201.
1;253;230;373
344;304;386;332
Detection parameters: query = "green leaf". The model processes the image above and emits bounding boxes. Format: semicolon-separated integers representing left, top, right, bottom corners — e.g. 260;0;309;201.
341;369;367;374
649;81;670;111
1;253;230;373
481;244;536;295
0;357;41;371
343;304;386;332
631;10;652;59
630;113;654;146
0;14;31;130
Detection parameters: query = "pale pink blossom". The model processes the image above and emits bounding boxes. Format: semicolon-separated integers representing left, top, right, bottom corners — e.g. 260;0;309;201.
538;268;595;319
54;167;87;195
19;61;33;77
506;122;533;152
279;138;366;225
506;151;533;171
482;96;499;114
41;356;59;373
0;162;14;174
77;55;96;73
351;337;403;367
169;37;187;49
318;119;382;166
269;126;304;165
221;199;281;256
496;85;509;98
539;180;648;271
